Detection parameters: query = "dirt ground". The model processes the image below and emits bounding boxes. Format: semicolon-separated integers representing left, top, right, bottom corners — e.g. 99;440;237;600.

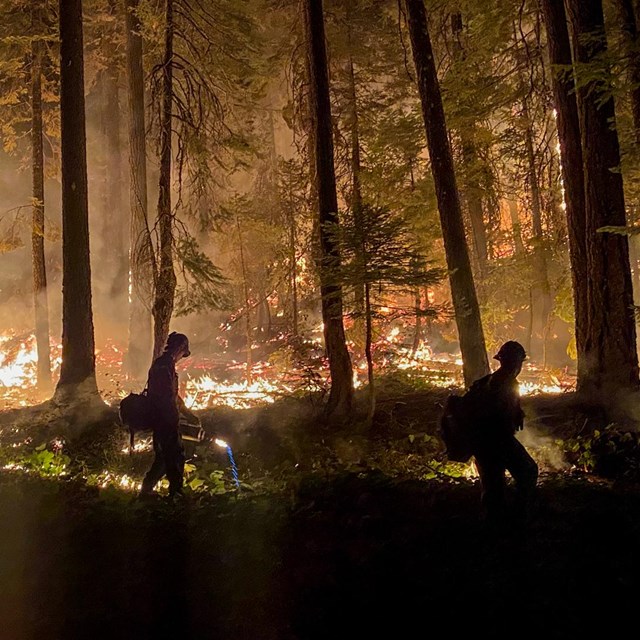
1;389;640;639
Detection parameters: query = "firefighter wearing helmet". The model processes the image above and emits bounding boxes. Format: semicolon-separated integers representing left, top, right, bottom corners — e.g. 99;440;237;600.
468;340;538;523
139;331;198;499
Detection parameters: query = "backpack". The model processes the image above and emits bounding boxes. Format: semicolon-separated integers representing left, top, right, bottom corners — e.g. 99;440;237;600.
439;375;491;463
119;389;153;454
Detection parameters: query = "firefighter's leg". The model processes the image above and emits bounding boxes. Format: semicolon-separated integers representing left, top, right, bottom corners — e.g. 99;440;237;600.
506;437;538;519
163;432;186;497
141;433;166;494
475;454;507;520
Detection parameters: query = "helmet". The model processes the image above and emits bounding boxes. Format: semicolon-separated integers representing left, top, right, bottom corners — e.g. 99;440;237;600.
493;340;526;363
166;331;191;357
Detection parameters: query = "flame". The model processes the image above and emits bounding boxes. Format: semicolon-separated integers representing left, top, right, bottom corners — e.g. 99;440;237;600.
184;373;292;411
0;327;575;413
0;332;62;406
121;436;153;454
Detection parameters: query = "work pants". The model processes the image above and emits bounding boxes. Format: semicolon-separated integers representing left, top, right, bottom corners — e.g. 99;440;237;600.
141;429;185;496
474;435;538;521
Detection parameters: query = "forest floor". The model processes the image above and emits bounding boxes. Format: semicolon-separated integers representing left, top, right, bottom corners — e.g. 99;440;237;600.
1;386;640;639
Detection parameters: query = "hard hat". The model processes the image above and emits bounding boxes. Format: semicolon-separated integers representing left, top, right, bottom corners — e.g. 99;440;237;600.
166;331;191;357
493;340;526;363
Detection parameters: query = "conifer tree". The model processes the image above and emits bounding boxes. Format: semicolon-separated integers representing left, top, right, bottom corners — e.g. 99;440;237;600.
566;0;639;396
304;0;354;418
55;0;100;402
403;0;489;386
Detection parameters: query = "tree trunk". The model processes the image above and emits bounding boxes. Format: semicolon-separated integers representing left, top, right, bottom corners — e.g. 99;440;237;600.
507;198;525;256
522;91;553;363
152;0;177;360
614;0;640;144
304;0;353;418
364;281;375;422
236;216;253;385
124;0;153;379
540;0;588;385
346;11;366;352
566;0;639;395
411;287;422;357
404;0;489;387
451;14;489;277
55;0;99;400
287;186;299;337
31;4;52;393
613;0;640;324
461;140;489;276
102;0;127;315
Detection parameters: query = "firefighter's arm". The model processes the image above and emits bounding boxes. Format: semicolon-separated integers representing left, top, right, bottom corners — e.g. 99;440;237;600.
177;394;200;424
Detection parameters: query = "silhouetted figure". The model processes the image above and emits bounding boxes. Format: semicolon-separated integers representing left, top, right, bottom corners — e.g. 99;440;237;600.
471;341;538;523
140;331;198;498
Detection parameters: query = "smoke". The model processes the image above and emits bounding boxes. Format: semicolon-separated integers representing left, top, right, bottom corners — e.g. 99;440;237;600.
518;422;571;473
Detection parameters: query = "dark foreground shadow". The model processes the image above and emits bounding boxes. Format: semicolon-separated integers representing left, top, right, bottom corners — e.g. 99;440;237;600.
0;472;639;639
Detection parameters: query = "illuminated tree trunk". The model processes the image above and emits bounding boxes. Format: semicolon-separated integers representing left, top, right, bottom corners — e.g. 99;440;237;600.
304;0;354;418
404;0;489;387
152;0;177;360
613;0;640;324
345;6;366;351
31;3;51;393
522;92;552;363
411;287;422;357
289;209;299;337
566;0;639;395
55;0;99;400
451;14;489;277
508;198;525;256
614;0;640;145
461;140;489;276
101;0;127;317
236;216;253;385
124;0;153;378
540;0;588;385
364;281;374;421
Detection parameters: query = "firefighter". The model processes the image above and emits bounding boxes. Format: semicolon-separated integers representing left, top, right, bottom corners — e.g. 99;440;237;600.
139;331;198;499
471;340;538;523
